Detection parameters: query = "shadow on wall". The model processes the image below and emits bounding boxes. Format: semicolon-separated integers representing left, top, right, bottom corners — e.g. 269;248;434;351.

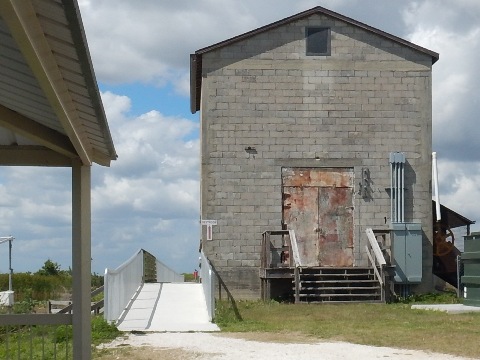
210;263;243;321
404;160;416;223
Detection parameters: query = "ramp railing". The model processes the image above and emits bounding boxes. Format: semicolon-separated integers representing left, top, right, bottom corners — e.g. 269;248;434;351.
104;249;184;323
104;249;144;322
156;258;185;283
200;250;215;321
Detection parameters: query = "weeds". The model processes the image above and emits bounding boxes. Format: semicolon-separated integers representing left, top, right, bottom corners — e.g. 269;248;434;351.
394;291;460;304
214;299;480;358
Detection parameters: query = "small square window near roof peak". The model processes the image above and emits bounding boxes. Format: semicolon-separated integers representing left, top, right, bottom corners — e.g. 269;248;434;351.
306;27;331;56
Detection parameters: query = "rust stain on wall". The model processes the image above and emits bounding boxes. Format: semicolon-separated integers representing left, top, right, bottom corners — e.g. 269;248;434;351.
282;168;353;188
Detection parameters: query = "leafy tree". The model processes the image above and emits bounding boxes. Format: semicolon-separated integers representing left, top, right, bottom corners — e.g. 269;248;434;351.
37;259;61;276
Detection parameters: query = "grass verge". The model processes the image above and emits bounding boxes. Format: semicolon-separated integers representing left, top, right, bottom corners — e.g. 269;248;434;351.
215;295;480;359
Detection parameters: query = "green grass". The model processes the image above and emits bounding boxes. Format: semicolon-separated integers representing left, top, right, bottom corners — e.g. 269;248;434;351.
215;296;480;358
0;316;121;359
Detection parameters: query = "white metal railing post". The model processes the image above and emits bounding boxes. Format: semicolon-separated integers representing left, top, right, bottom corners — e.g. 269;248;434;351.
200;251;215;321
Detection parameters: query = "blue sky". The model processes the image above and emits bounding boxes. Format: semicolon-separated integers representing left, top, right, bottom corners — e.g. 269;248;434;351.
100;82;199;123
1;0;480;276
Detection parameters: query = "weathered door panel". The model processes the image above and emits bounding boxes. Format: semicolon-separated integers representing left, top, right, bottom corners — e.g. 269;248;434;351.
283;186;319;266
317;187;354;267
282;167;354;267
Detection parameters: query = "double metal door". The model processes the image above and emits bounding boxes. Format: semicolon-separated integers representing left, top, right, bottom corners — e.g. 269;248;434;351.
282;168;354;267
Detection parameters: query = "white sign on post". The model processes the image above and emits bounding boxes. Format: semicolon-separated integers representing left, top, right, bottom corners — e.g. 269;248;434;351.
201;220;217;240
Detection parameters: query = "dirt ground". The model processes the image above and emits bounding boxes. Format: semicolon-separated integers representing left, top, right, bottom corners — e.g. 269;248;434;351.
95;332;473;360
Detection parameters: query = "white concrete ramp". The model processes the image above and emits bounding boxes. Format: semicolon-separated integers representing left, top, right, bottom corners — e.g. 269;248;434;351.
116;283;219;332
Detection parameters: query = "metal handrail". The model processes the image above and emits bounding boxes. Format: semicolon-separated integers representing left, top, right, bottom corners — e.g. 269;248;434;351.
200;251;215;321
104;249;184;323
104;249;144;322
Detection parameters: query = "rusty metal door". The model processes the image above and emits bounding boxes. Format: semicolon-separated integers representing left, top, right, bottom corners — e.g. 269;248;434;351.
282;168;354;267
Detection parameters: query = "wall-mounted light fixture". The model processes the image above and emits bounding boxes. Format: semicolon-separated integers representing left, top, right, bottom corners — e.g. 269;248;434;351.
245;146;257;159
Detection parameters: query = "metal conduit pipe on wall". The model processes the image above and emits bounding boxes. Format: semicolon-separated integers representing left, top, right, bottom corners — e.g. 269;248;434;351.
389;152;406;223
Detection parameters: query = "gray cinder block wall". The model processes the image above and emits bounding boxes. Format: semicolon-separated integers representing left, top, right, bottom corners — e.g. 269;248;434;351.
192;8;438;299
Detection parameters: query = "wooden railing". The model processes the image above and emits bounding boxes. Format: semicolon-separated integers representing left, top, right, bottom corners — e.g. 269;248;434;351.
288;230;302;304
260;230;302;303
50;286;105;315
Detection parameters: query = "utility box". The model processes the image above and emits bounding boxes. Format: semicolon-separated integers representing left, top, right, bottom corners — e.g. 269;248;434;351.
0;291;14;306
462;232;480;307
392;223;422;283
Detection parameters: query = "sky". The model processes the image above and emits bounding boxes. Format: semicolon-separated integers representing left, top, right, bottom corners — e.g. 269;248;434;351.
1;0;480;276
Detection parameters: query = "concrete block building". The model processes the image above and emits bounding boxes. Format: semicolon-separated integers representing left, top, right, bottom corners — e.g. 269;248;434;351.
190;7;439;300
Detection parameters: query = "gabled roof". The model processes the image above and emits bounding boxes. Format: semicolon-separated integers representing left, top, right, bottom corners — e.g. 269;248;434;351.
0;0;116;167
190;6;439;114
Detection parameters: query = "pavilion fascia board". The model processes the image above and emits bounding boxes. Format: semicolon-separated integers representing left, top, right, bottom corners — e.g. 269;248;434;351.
0;146;72;167
63;0;117;165
190;6;440;113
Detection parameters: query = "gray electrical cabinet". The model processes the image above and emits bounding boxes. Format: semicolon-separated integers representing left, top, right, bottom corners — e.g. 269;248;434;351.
392;223;422;283
462;232;480;307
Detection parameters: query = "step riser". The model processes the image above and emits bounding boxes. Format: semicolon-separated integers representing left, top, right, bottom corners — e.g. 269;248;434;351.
293;268;383;303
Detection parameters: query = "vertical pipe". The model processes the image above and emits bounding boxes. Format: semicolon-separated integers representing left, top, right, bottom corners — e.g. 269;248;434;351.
399;162;402;222
8;239;12;292
399;163;402;222
390;160;393;223
397;162;400;222
393;162;397;222
395;161;400;222
401;162;405;223
456;255;461;298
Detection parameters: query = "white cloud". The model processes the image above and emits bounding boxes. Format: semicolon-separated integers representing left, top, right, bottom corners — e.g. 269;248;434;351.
437;159;480;227
79;1;379;97
0;90;200;273
91;91;200;270
3;1;480;273
403;2;480;159
401;1;480;231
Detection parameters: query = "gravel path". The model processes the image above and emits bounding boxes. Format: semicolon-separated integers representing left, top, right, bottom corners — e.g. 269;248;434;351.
104;332;472;360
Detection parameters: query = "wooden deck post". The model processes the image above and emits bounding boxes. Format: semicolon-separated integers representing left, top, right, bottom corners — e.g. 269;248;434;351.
72;160;91;359
294;267;300;304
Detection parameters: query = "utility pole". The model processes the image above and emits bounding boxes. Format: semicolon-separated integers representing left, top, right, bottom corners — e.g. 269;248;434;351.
0;236;14;292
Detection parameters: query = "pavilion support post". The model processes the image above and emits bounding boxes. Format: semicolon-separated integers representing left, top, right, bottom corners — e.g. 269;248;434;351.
72;160;91;360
